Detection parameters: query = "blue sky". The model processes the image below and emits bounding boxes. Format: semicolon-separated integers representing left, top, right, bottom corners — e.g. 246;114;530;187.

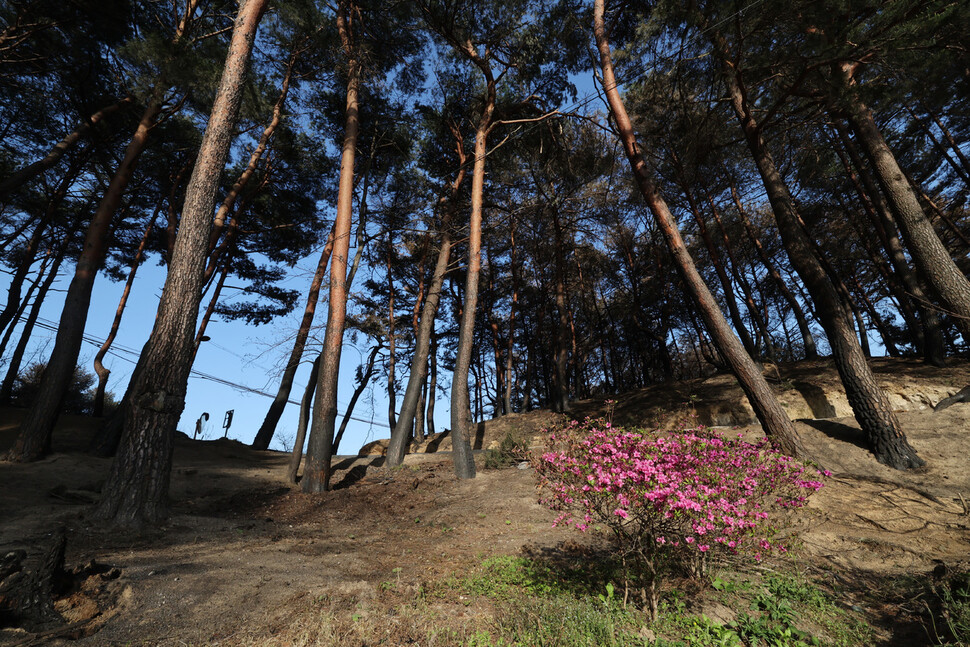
3;238;401;455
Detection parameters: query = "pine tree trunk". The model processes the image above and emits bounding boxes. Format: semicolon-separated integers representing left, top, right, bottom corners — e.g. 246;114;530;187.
0;98;131;199
594;0;805;457
386;165;463;464
426;332;437;437
192;259;230;362
252;227;335;450
0;253;63;402
730;183;818;359
6;91;164;463
449;112;486;478
0;162;78;337
919;100;970;179
332;343;380;456
672;157;759;358
93;213;157;417
94;0;268;526
0;254;46;371
504;219;519;412
710;30;921;469
386;239;398;432
839;63;970;341
449;37;498;480
301;0;360;493
705;193;774;359
833;123;946;365
205;52;297;258
287;353;321;484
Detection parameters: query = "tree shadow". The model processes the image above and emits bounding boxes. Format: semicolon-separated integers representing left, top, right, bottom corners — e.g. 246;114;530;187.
425;430;449;452
791;381;838;418
800;418;868;451
474;422;486;449
332;456;384;490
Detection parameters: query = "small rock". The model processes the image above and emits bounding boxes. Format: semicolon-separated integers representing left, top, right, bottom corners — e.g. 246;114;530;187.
517;461;530;470
639;627;656;641
700;602;736;626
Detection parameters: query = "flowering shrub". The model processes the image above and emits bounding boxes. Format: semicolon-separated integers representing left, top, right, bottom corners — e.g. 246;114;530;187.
533;416;826;617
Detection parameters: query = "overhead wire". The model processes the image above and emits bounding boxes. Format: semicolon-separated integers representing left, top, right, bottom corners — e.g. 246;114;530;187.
5;0;773;434
26;315;385;427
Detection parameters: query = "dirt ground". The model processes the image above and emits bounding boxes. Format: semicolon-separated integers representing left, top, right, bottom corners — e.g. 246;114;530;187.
1;358;969;646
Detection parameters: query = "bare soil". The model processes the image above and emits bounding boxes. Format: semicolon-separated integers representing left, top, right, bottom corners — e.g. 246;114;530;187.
1;357;969;646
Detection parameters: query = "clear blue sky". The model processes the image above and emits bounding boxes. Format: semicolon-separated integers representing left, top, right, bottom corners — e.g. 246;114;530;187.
4;242;400;455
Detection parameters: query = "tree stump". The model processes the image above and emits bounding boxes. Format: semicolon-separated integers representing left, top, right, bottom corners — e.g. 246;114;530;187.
0;526;67;630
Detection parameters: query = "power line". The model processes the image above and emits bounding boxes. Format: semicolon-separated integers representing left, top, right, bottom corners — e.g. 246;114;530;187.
26;315;385;428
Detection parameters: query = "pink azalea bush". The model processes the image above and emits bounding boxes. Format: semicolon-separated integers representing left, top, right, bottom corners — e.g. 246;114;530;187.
533;416;826;617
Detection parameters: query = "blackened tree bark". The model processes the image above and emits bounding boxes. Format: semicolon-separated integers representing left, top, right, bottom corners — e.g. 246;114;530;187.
594;0;806;458
94;0;269;527
252;226;335;450
302;0;360;493
708;28;922;469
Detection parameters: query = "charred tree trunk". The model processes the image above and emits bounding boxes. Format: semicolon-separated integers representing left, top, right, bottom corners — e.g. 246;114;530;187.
594;0;806;458
0;526;67;631
94;0;268;526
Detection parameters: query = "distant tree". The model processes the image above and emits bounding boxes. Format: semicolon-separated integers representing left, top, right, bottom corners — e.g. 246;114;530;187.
10;362;116;416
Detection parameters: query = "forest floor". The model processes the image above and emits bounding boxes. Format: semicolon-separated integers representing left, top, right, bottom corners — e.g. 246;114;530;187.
1;357;969;646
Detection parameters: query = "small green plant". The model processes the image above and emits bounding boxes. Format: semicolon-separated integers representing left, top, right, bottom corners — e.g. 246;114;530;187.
926;570;970;645
482;432;529;469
